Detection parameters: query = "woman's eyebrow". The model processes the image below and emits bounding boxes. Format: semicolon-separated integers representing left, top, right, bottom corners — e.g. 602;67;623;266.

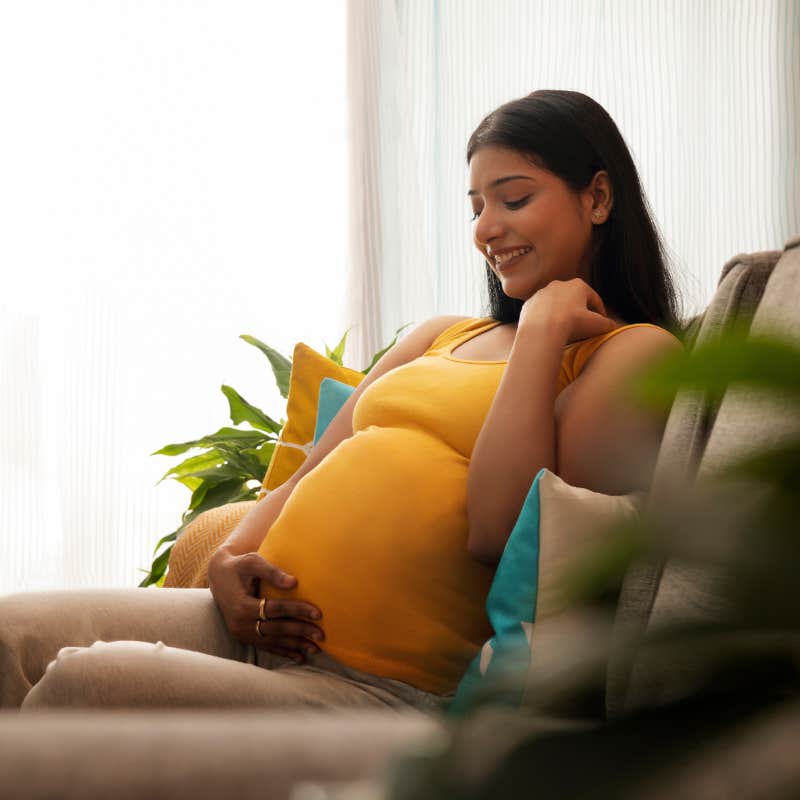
468;175;536;196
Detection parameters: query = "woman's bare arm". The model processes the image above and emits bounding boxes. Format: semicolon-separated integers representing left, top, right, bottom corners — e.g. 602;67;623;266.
466;319;563;567
553;326;683;494
466;322;681;568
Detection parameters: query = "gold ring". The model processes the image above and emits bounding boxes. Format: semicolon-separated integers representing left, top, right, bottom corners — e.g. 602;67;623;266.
256;617;266;637
259;596;267;620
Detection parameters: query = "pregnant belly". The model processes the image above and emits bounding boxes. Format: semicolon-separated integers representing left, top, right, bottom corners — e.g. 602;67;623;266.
256;426;494;692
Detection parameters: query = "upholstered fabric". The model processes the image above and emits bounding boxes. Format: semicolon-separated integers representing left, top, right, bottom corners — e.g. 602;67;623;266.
607;239;793;717
698;237;800;478
0;708;444;800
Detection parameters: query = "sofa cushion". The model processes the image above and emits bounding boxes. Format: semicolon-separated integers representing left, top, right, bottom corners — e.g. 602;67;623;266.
0;708;444;800
609;237;798;717
450;468;644;716
259;342;364;495
314;377;357;444
697;235;800;478
606;243;784;718
635;236;800;698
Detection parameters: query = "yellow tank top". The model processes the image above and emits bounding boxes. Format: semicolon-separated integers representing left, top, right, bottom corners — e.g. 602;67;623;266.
257;317;676;694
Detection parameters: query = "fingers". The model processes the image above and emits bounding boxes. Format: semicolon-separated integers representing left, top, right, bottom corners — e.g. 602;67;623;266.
561;278;608;317
266;618;325;643
255;634;322;658
582;284;606;316
262;598;323;622
222;552;328;664
242;595;323;629
254;622;325;663
582;287;615;329
233;552;297;590
250;599;326;663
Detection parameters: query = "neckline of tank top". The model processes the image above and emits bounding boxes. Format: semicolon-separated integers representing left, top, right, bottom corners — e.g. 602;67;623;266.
438;320;670;365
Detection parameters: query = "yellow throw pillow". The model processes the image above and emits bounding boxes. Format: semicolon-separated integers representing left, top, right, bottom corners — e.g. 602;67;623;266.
259;342;365;496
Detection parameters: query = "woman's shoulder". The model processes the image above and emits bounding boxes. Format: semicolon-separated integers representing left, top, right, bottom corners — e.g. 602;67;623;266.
563;322;684;383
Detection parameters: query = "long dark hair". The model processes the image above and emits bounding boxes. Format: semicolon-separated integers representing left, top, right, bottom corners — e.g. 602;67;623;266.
467;90;682;333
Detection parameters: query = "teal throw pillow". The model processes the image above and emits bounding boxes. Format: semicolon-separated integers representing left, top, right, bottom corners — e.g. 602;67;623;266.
313;377;356;444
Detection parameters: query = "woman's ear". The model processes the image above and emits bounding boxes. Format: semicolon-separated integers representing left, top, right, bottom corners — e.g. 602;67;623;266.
592;170;613;215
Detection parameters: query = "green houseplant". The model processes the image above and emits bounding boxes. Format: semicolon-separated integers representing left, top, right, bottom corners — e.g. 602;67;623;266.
139;324;412;587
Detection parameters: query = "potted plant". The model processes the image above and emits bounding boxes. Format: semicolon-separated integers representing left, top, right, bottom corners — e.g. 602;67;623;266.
140;324;412;587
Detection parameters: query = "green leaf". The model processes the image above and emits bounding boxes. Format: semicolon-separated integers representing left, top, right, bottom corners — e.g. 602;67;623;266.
182;463;248;488
138;545;172;588
230;484;261;503
361;323;415;375
152;427;270;457
174;475;203;492
242;441;276;469
324;326;354;366
151;528;180;556
240;335;292;399
156;448;227;485
717;436;800;492
324;344;340;365
220;385;282;434
183;478;250;523
214;444;268;482
627;328;800;411
186;479;212;512
560;516;648;606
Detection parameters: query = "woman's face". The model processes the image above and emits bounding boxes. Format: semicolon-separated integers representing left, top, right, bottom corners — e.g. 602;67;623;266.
468;145;611;303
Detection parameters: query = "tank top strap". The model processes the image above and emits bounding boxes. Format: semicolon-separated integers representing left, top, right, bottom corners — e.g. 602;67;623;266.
561;322;682;383
425;317;500;356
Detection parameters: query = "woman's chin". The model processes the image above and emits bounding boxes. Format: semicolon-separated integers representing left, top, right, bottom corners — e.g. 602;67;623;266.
499;276;537;301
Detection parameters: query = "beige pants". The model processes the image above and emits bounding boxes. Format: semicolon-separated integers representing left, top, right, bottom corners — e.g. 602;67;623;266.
0;588;451;714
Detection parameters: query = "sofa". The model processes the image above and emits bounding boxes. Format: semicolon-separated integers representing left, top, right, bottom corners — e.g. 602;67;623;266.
0;235;797;800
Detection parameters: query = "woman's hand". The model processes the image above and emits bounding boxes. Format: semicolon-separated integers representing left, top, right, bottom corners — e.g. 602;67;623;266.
208;547;325;664
519;278;617;344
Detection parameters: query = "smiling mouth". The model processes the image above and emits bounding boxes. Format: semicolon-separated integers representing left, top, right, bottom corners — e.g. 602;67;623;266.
494;247;532;271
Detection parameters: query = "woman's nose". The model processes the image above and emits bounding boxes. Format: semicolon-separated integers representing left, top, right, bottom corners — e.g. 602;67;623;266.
474;206;505;248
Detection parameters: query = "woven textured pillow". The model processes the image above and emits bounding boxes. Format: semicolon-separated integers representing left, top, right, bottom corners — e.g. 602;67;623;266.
162;500;257;588
258;342;364;496
449;468;645;715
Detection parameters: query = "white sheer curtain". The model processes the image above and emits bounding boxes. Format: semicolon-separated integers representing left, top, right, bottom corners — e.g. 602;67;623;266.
0;1;349;592
345;0;800;368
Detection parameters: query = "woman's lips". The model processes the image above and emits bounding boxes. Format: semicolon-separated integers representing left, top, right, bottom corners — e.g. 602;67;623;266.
495;249;530;272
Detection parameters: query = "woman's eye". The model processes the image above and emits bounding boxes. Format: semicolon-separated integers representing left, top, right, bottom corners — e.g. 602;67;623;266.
471;195;530;220
505;196;531;210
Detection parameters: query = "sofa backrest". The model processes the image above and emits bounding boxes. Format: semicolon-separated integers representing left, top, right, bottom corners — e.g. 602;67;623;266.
605;238;795;718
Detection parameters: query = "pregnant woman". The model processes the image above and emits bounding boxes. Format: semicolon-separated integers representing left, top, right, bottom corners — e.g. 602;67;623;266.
1;89;682;712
